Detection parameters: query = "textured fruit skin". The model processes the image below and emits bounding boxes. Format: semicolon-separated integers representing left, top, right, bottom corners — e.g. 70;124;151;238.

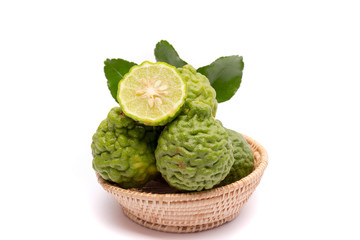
178;65;218;116
217;129;254;187
91;107;160;188
155;103;234;191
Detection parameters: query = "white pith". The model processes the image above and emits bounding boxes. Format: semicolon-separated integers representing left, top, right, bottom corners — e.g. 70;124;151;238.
136;77;169;108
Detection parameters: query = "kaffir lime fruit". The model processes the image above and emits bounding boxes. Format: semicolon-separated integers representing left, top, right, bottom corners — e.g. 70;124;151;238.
177;65;217;116
117;61;186;126
217;129;254;187
155;102;234;191
91;107;161;188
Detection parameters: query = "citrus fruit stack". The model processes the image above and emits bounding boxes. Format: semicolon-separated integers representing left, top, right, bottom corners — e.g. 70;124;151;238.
92;60;254;191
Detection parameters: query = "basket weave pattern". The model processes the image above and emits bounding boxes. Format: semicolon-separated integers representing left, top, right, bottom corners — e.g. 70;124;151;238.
97;134;268;233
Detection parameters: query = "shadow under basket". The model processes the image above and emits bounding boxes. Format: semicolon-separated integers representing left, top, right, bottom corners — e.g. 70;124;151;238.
96;134;268;233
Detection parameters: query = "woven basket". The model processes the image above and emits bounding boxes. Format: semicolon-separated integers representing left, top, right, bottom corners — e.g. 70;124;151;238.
96;134;268;233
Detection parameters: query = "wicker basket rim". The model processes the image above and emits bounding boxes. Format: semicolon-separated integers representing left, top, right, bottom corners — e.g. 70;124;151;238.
96;134;268;201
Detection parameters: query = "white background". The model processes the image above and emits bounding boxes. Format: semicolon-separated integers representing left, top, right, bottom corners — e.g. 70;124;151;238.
1;0;359;239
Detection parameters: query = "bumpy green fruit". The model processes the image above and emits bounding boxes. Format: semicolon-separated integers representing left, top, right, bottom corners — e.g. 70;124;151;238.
155;102;234;191
178;65;217;116
91;107;160;188
217;129;254;187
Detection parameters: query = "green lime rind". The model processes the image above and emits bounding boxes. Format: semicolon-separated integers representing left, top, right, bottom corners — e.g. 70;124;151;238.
117;61;187;126
177;65;217;117
155;103;234;191
91;107;161;188
216;129;254;187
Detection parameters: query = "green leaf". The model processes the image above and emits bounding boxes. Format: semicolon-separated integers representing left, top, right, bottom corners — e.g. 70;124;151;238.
104;58;137;103
197;56;244;103
154;40;187;68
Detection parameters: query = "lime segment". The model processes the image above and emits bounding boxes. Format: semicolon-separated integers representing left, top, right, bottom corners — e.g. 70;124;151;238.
118;61;187;126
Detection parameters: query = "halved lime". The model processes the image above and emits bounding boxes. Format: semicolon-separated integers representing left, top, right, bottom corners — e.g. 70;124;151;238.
117;61;187;126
